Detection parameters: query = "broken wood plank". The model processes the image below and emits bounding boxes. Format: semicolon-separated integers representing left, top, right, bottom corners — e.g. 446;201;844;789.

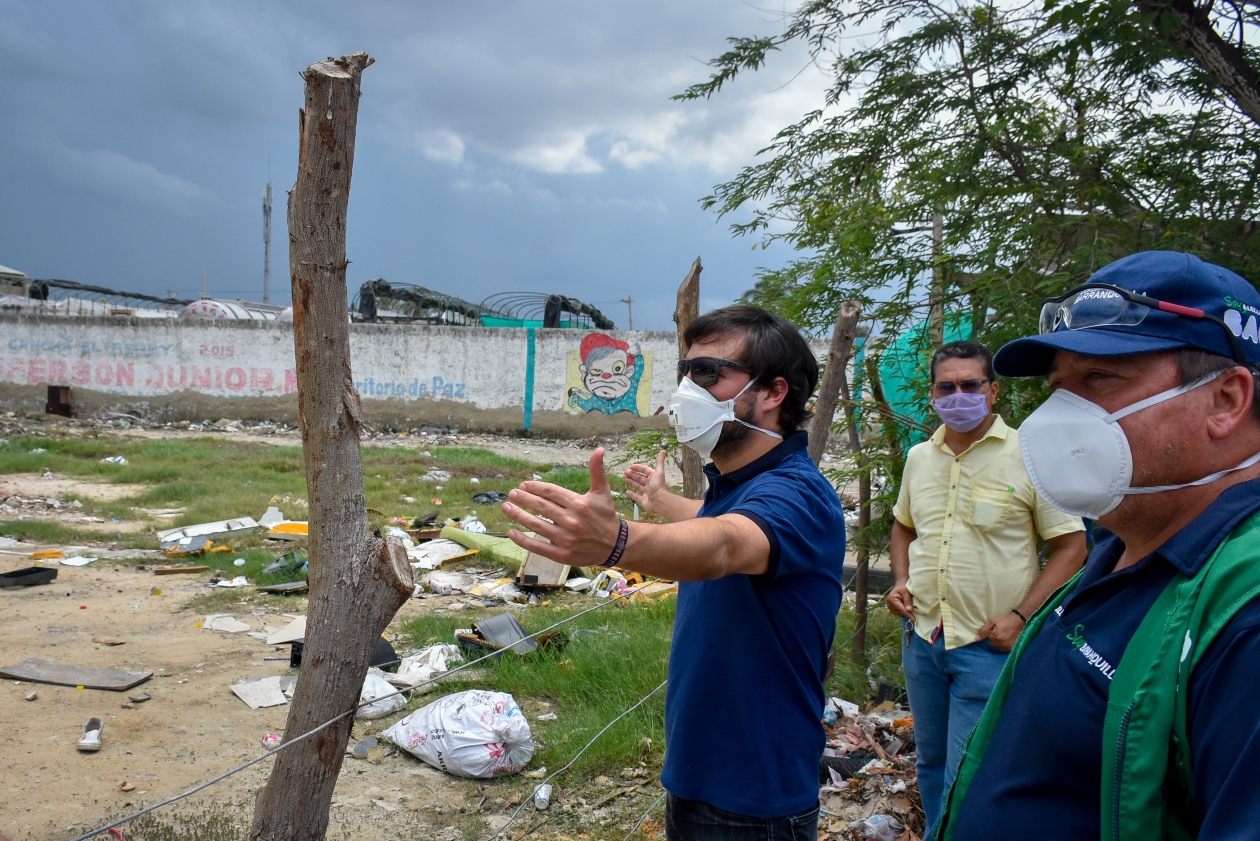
0;658;151;691
258;580;309;594
152;565;211;575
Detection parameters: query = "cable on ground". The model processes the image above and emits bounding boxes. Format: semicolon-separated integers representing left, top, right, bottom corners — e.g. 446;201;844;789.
70;588;644;841
622;790;667;841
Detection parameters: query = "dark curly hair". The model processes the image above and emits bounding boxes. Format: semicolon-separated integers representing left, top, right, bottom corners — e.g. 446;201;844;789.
683;304;819;432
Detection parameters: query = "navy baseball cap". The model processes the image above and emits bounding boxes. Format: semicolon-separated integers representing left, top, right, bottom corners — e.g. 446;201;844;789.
994;251;1260;377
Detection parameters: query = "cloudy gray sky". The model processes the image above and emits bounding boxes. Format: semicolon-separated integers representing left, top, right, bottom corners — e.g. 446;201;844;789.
0;1;828;330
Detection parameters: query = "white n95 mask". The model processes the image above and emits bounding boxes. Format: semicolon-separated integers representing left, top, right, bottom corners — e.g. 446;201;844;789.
1019;371;1260;519
667;376;782;461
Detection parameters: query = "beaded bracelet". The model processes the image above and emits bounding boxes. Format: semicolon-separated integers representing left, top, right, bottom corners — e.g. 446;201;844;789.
1010;608;1028;624
601;518;629;568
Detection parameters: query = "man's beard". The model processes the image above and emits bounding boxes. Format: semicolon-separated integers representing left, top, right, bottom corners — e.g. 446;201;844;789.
709;390;759;460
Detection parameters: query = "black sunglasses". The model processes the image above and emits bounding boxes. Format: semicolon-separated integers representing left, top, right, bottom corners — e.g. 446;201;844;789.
677;357;752;387
932;378;992;397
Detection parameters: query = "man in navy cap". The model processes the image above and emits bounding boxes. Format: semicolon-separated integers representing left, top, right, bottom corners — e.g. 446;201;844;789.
933;251;1260;840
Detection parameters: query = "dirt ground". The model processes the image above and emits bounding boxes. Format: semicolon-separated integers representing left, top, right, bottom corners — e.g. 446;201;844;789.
0;552;506;841
0;459;663;841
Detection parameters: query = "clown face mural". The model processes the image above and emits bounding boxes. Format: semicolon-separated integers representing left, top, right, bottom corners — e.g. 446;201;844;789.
566;333;650;416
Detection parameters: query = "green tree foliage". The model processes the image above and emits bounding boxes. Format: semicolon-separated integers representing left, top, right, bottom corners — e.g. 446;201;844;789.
680;0;1260;554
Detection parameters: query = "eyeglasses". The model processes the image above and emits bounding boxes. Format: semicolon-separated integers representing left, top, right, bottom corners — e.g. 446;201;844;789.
1040;282;1249;366
677;357;752;387
931;379;992;397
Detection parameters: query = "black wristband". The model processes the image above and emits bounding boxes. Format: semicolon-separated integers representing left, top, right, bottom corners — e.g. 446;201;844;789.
601;518;629;568
1010;608;1028;624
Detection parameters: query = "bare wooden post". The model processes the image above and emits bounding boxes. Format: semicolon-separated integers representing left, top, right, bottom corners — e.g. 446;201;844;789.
807;301;863;465
674;257;705;499
838;366;871;664
250;52;414;841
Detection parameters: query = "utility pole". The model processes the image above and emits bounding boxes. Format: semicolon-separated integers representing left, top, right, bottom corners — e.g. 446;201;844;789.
621;295;634;330
201;269;207;300
263;159;273;304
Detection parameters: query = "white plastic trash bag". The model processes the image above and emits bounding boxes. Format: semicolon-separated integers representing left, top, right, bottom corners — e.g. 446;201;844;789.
396;643;463;688
382;689;534;778
357;670;407;720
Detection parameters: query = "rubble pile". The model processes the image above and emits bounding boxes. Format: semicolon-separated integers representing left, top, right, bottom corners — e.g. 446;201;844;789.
0;494;103;523
819;701;924;841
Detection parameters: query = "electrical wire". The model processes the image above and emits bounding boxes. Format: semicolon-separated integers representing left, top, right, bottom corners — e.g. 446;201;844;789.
623;791;667;841
69;589;642;841
484;680;668;841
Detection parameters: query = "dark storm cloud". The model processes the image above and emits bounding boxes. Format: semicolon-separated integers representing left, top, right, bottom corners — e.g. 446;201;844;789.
0;0;824;328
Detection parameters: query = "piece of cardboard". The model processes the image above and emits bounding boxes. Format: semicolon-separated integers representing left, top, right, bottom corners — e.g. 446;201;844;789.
266;615;307;645
518;553;570;588
0;658;151;691
231;676;288;709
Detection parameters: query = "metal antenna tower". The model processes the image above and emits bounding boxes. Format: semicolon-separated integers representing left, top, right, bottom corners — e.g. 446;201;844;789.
262;157;273;304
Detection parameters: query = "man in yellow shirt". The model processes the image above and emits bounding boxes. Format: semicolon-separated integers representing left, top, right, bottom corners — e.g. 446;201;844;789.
888;340;1087;835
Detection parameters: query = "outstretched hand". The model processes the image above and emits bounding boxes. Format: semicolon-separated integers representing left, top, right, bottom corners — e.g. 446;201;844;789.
501;447;622;566
624;450;668;515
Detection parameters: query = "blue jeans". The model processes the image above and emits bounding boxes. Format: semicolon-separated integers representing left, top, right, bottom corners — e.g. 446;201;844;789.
901;620;1008;836
664;794;819;841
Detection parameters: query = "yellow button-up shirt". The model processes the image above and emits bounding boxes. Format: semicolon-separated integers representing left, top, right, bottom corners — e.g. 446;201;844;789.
892;415;1084;650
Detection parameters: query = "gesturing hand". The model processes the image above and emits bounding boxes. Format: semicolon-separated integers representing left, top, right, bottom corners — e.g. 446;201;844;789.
501;447;622;566
624;450;668;515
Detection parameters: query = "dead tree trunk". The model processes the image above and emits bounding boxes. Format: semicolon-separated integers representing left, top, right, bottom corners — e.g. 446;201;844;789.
674;257;705;499
807;301;862;465
251;52;413;841
838;366;871;665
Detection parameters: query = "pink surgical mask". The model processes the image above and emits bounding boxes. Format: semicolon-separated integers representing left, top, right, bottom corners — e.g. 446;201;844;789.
932;392;991;432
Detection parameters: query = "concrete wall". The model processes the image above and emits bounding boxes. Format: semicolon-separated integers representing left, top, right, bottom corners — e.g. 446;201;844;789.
0;314;704;435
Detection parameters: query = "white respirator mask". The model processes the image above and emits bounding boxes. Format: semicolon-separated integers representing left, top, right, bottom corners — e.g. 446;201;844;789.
667;376;782;461
1019;370;1260;519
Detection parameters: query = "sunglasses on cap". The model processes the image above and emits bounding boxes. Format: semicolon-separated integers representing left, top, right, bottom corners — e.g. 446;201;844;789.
1041;282;1249;366
677;357;753;387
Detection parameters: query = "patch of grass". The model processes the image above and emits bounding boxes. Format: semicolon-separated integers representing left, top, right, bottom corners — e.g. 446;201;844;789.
0;435;638;547
825;603;905;704
398;596;673;781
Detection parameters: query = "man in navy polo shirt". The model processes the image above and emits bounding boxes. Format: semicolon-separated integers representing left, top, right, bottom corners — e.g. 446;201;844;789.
500;305;846;841
935;251;1260;840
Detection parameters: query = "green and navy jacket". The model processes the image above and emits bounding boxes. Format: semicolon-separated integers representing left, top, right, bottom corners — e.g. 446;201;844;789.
936;478;1260;840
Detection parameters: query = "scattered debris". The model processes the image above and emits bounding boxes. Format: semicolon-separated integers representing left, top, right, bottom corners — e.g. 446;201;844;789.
261;732;282;749
819;698;923;839
25;691;37;701
92;637;126;646
100;456;128;465
206;575;250;588
128;693;151;703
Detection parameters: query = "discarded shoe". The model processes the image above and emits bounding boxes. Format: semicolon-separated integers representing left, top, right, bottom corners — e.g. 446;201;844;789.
78;716;104;752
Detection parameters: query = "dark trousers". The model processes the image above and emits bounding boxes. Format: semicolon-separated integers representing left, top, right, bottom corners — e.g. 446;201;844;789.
664;794;819;841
